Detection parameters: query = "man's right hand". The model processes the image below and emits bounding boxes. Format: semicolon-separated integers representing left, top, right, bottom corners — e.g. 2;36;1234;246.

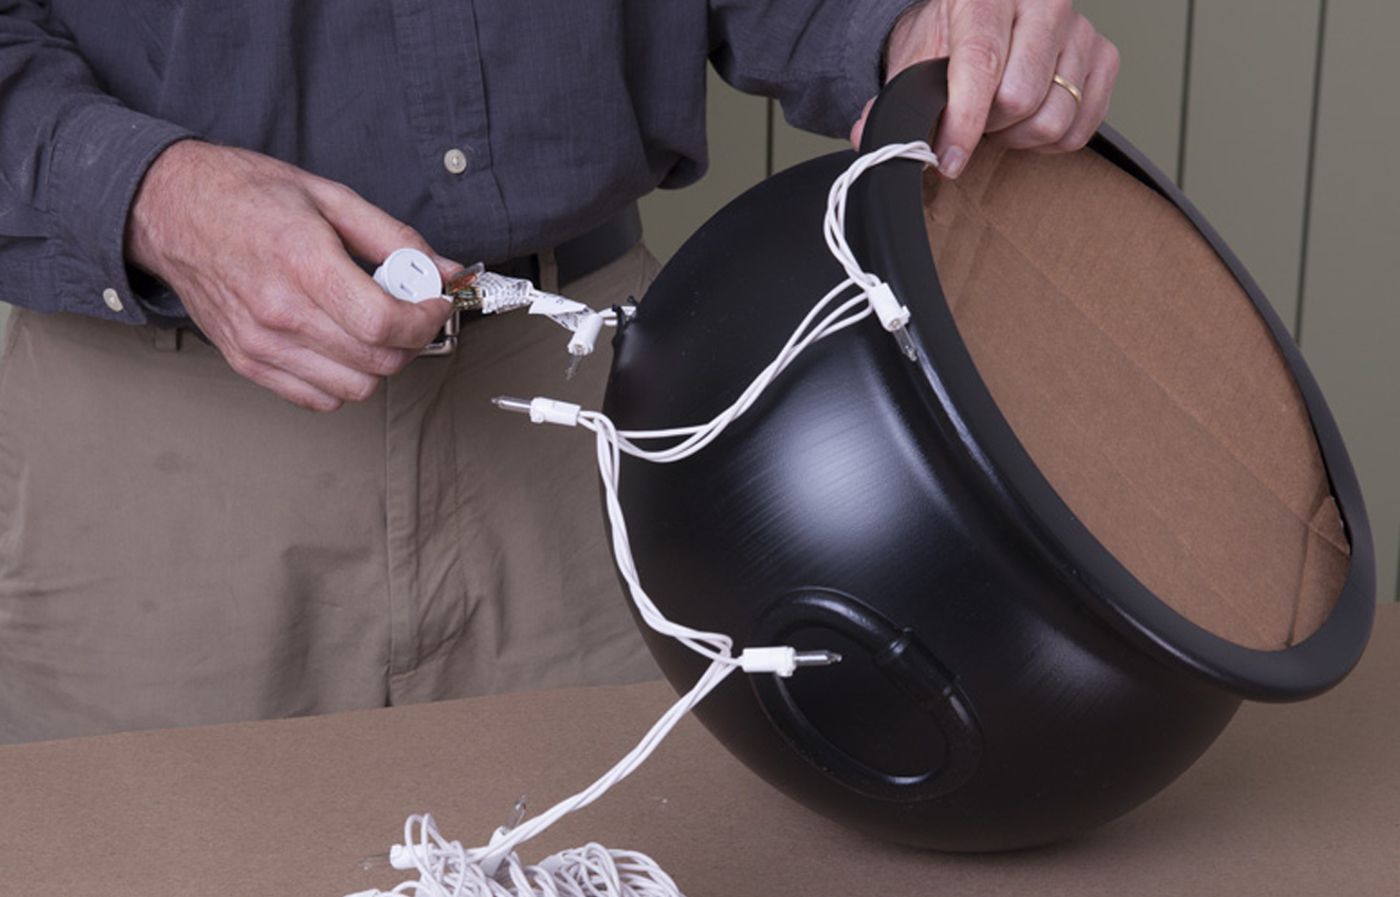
126;140;458;412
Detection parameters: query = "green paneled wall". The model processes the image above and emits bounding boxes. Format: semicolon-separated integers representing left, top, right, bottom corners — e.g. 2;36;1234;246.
638;68;769;262
1179;0;1323;334
1298;0;1400;603
1075;0;1190;177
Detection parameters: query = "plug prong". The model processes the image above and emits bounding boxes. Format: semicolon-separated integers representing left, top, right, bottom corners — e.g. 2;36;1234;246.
504;794;528;831
892;326;919;362
491;396;532;414
793;650;842;668
358;852;392;872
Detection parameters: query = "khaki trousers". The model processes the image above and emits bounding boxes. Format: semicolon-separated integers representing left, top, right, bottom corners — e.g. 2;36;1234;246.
0;245;662;744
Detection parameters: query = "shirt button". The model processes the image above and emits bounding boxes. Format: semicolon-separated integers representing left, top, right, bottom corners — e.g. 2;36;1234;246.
102;288;124;312
443;147;469;175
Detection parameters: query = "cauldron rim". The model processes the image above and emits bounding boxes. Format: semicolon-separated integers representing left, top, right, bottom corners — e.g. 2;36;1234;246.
850;60;1374;702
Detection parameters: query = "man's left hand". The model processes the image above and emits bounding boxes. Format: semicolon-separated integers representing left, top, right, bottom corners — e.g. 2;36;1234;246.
851;0;1119;179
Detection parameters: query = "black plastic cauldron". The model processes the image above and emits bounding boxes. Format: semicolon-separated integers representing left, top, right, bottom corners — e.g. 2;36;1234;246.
601;60;1375;851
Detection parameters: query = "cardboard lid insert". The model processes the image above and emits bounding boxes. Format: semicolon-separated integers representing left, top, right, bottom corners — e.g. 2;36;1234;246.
924;145;1350;651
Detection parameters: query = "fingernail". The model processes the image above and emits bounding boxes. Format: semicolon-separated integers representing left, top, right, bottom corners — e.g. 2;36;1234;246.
433;254;464;275
940;147;967;179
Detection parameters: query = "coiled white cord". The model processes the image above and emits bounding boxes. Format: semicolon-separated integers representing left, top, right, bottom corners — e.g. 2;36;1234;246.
350;141;939;897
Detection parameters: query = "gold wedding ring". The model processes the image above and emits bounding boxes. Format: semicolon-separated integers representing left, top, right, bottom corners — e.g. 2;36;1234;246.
1052;73;1083;105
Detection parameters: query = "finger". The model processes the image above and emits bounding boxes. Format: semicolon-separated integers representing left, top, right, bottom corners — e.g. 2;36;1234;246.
314;325;416;378
985;0;1072;133
258;371;344;413
225;351;344;413
293;227;453;350
216;283;392;406
309;179;464;279
1047;36;1119;153
279;301;417;377
989;18;1092;151
234;272;422;377
849;97;876;151
268;344;384;405
235;328;385;405
934;0;1016;178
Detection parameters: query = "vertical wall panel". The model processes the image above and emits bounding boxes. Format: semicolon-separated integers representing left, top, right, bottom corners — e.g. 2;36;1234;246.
638;68;768;262
770;107;846;174
1300;0;1400;602
1180;1;1322;335
769;1;1190;177
1076;0;1190;177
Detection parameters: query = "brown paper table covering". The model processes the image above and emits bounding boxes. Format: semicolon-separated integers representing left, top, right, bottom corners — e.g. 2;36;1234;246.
2;605;1397;896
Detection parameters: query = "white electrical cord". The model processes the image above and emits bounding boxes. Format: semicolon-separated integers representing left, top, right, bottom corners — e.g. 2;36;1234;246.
351;141;939;897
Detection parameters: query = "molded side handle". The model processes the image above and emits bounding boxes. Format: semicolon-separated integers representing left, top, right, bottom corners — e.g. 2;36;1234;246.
749;588;982;802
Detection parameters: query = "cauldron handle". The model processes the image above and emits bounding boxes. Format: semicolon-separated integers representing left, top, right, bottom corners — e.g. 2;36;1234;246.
858;57;951;153
750;589;982;802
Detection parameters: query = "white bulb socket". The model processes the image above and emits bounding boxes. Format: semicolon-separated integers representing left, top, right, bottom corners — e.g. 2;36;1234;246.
567;311;607;357
866;280;911;332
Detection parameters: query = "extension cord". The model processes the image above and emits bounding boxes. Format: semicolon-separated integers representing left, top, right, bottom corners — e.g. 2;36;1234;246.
352;141;940;897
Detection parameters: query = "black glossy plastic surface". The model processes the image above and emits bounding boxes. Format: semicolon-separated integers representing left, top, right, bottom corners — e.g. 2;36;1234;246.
601;60;1373;851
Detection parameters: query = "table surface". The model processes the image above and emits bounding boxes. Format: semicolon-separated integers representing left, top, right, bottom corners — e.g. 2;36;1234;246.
3;606;1397;896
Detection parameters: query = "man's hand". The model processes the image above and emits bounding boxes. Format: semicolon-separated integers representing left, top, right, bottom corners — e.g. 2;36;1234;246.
852;0;1119;178
127;140;458;411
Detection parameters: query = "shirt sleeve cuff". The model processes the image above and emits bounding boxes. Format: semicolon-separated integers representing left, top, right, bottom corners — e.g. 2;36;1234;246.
47;101;195;324
841;0;926;129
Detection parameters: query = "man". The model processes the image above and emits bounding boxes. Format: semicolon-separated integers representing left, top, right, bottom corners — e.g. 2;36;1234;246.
0;0;1116;743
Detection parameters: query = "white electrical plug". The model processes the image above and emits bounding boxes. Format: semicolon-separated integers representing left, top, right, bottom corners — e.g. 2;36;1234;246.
739;646;842;677
373;248;443;303
489;396;583;428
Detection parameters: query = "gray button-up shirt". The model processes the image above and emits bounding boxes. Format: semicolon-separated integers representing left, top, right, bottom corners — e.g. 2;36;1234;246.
0;0;913;325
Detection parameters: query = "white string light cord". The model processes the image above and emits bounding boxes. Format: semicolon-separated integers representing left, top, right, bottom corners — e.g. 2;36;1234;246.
349;141;939;897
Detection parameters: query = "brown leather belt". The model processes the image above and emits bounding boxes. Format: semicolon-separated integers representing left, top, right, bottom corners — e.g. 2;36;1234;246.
421;203;643;356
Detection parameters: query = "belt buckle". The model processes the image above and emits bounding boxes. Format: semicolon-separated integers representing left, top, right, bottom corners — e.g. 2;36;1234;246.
419;266;488;357
419;308;461;356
